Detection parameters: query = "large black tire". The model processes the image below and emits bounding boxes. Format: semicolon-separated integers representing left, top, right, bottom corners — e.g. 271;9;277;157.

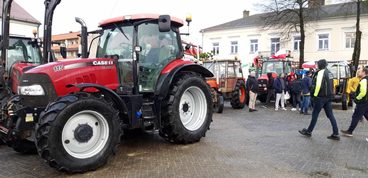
11;139;37;154
214;94;224;113
258;94;267;103
231;80;246;109
342;94;348;110
35;92;121;173
159;73;213;144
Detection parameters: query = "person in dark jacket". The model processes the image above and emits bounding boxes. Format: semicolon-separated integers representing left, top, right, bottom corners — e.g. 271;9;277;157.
247;71;259;112
263;72;275;108
299;59;340;141
290;74;303;111
247;71;258;112
301;71;312;115
274;73;287;111
341;67;368;137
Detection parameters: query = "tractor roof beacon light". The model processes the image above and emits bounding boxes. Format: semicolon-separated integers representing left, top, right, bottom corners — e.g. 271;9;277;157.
180;14;192;36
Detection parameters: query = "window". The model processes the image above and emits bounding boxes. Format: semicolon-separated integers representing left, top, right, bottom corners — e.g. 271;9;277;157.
318;34;329;50
345;32;355;49
271;38;280;55
230;41;238;54
212;42;219;55
293;36;301;51
250;39;258;54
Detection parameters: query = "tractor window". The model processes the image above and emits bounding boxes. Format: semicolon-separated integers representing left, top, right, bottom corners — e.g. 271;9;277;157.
227;63;236;77
328;64;348;78
96;25;133;59
3;38;41;71
137;23;180;92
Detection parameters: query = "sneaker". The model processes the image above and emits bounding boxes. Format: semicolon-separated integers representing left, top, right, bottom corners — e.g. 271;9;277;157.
298;128;311;137
275;108;279;111
327;135;340;141
282;108;287;111
366;138;368;142
291;108;297;111
341;130;353;137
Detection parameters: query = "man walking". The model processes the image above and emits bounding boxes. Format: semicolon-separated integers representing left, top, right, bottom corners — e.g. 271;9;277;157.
301;71;312;115
274;73;287;111
290;74;303;111
247;71;259;112
299;59;340;140
341;67;368;137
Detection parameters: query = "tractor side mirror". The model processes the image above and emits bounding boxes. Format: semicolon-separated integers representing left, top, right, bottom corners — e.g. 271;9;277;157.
158;15;171;32
60;46;67;59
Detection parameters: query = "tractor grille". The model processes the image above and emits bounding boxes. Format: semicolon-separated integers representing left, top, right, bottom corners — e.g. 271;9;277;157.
18;73;57;108
258;79;267;94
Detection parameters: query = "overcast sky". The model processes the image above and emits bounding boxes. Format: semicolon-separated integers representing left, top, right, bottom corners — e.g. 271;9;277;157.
15;0;261;44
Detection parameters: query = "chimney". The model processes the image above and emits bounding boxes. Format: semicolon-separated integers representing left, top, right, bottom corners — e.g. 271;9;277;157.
309;0;325;8
243;10;249;18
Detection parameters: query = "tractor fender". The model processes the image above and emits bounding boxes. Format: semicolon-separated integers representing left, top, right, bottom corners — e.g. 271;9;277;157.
71;83;128;114
155;64;213;98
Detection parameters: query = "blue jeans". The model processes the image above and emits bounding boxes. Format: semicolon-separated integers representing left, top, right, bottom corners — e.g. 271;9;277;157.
307;97;339;135
302;95;310;113
348;102;368;133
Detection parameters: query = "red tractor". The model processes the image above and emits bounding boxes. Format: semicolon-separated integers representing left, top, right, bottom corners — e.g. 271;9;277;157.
256;58;293;102
202;59;246;113
1;11;214;173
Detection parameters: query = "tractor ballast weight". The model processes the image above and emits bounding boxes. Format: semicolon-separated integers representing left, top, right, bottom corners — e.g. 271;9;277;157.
4;12;213;173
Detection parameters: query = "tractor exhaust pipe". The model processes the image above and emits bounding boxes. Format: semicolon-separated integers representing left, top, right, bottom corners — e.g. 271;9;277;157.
75;17;88;58
43;0;61;64
0;0;13;88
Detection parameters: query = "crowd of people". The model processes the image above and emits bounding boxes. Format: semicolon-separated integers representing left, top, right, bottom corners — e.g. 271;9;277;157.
245;59;368;141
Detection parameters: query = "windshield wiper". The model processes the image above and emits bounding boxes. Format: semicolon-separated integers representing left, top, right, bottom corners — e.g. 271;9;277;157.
114;24;129;41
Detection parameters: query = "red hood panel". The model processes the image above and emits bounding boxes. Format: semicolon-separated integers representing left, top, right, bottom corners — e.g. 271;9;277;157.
25;58;119;96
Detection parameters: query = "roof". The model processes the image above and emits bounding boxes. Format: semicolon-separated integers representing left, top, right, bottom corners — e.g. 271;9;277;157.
52;31;80;41
0;0;41;25
201;2;368;33
99;14;184;27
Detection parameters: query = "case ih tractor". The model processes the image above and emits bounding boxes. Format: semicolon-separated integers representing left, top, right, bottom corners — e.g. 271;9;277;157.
256;58;293;102
1;9;213;172
202;59;246;113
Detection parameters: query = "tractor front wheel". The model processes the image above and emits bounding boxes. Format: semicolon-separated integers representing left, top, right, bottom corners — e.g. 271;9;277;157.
231;80;246;109
35;93;121;173
160;73;212;144
11;139;37;154
214;94;224;113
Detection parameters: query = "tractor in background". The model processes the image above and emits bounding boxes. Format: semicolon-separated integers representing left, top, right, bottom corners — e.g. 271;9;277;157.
203;59;246;113
256;57;293;102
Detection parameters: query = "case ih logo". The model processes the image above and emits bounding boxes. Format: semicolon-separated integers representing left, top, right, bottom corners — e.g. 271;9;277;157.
93;61;114;66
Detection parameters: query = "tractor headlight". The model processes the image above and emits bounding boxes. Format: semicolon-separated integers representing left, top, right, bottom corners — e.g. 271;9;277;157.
18;85;45;96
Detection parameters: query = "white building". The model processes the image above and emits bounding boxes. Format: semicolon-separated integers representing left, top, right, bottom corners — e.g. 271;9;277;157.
0;0;41;38
201;2;368;68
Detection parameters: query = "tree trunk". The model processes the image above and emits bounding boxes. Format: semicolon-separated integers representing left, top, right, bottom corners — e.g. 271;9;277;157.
298;3;305;69
352;0;361;77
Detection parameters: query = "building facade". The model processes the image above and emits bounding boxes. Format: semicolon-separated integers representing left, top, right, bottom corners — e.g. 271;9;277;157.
0;0;41;37
201;2;368;67
51;31;80;60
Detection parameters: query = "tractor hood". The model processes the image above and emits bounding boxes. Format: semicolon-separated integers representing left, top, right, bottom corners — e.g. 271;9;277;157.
21;58;119;96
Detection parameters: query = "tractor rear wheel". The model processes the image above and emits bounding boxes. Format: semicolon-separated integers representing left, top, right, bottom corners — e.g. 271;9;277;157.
214;94;224;113
160;73;212;144
342;94;348;110
35;92;121;173
231;80;246;109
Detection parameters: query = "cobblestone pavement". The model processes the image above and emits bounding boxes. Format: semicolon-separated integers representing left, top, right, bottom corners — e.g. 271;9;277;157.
1;103;368;178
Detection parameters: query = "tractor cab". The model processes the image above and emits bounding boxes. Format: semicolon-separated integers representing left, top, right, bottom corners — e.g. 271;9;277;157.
97;15;184;93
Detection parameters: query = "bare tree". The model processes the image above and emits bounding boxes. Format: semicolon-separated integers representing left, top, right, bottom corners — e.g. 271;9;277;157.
258;0;321;68
351;0;368;76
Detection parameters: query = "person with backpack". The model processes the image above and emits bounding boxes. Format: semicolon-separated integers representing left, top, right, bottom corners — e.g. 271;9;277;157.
341;67;368;137
299;59;340;141
290;74;303;111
